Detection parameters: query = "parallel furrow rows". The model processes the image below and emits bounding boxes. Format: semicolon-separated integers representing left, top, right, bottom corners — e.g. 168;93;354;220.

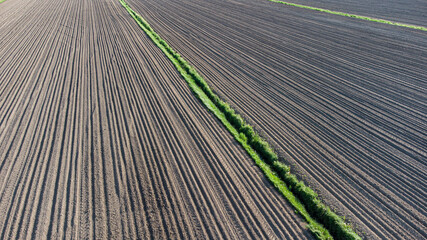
125;0;427;239
0;0;314;238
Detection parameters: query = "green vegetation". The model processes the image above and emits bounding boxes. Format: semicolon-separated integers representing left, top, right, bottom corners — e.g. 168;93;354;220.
0;0;7;3
119;0;361;239
269;0;427;31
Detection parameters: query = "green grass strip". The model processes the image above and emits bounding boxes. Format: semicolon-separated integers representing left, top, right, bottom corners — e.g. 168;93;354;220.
269;0;427;31
119;1;361;239
0;0;7;3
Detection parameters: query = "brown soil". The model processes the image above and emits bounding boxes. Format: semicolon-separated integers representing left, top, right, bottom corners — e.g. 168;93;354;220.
276;0;427;27
0;0;313;238
123;0;427;239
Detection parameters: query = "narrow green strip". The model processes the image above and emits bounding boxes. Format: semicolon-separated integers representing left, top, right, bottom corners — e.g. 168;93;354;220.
269;0;427;31
0;0;7;3
119;1;360;239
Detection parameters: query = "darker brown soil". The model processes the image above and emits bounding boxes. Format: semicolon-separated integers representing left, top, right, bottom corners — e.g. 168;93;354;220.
124;0;427;239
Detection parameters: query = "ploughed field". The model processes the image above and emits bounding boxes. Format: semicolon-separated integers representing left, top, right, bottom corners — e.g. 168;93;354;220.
1;0;426;239
125;0;427;239
0;0;314;238
276;0;427;27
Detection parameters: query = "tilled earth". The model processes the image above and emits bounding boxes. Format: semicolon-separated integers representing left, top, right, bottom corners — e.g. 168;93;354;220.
124;0;427;239
0;0;314;238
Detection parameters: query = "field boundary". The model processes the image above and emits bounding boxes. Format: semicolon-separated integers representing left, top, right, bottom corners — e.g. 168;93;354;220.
268;0;427;31
119;0;361;239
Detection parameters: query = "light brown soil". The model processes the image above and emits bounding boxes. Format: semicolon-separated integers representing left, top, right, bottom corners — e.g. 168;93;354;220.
0;0;314;238
123;0;427;239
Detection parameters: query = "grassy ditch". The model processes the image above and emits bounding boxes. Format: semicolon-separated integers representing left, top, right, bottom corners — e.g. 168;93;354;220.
269;0;427;31
119;1;361;239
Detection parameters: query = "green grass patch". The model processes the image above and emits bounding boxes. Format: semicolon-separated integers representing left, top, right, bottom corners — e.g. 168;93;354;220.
0;0;7;3
269;0;427;31
119;1;361;239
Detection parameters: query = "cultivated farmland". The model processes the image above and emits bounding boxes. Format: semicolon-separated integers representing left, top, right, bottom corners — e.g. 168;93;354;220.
1;0;426;239
0;0;314;238
124;0;427;239
275;0;427;26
